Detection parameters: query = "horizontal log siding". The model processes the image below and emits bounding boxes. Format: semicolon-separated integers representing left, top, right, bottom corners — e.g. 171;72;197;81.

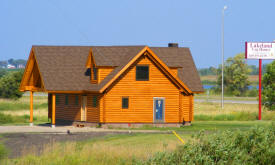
98;68;114;83
100;93;105;122
190;95;194;121
103;56;180;123
180;94;193;122
86;94;101;122
179;92;182;123
55;94;81;121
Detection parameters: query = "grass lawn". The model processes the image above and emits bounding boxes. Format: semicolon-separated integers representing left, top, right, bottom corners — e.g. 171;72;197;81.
0;96;47;111
194;102;275;121
0;96;48;125
195;94;257;101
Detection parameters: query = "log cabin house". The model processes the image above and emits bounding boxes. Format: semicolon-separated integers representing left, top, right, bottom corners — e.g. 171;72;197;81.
20;43;203;128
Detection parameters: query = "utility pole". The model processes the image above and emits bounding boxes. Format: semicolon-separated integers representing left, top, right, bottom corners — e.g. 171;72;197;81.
221;6;227;109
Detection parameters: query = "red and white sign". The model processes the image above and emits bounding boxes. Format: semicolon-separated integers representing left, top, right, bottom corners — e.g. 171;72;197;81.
245;41;275;120
245;42;275;59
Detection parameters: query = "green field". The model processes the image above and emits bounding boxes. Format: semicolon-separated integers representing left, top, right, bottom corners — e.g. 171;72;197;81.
196;94;257;101
0;96;48;125
200;75;259;85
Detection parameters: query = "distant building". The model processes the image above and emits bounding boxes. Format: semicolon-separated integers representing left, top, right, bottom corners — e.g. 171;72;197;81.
7;64;16;69
18;64;25;69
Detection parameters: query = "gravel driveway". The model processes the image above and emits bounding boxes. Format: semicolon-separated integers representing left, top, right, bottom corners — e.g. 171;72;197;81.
0;125;169;158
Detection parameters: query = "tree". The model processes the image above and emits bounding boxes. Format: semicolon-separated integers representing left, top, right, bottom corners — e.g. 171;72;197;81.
215;53;250;96
262;60;275;111
8;58;14;65
198;66;217;76
209;66;217;75
0;71;23;99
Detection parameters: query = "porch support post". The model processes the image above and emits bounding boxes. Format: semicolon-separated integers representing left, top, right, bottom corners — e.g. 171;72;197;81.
30;91;33;126
52;93;56;128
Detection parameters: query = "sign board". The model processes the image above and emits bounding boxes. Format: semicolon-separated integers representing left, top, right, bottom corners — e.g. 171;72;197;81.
245;42;275;59
245;41;275;120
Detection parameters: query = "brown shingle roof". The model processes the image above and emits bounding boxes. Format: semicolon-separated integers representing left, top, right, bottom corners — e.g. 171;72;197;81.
151;47;203;92
34;46;93;91
92;46;145;67
32;45;203;93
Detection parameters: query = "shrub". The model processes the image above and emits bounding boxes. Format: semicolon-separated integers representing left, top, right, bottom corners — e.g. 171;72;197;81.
262;60;275;111
246;87;258;97
0;71;23;99
140;124;275;165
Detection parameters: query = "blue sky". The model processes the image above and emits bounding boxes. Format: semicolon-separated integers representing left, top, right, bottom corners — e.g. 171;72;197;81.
1;0;275;68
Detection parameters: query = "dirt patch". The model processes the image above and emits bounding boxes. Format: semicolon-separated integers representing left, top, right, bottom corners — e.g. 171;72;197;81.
0;132;127;158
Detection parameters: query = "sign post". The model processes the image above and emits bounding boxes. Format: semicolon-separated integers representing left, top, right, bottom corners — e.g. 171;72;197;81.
245;42;275;120
258;59;262;120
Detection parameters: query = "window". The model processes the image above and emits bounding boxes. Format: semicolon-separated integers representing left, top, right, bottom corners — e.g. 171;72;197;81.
75;95;79;105
92;96;97;107
56;94;59;105
93;67;98;80
136;65;149;81
65;94;69;105
122;97;129;109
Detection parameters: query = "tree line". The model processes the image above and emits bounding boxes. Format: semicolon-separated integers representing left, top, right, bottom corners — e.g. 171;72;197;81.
0;59;27;68
199;64;268;76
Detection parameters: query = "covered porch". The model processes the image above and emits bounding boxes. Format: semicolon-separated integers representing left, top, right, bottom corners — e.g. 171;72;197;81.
19;50;57;127
28;92;56;128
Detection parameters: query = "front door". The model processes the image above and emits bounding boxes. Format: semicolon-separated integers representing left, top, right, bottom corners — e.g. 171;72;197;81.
154;98;165;123
81;96;87;121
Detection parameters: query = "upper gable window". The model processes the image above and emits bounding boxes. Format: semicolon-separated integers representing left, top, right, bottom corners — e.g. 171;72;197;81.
136;65;149;81
93;67;98;80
